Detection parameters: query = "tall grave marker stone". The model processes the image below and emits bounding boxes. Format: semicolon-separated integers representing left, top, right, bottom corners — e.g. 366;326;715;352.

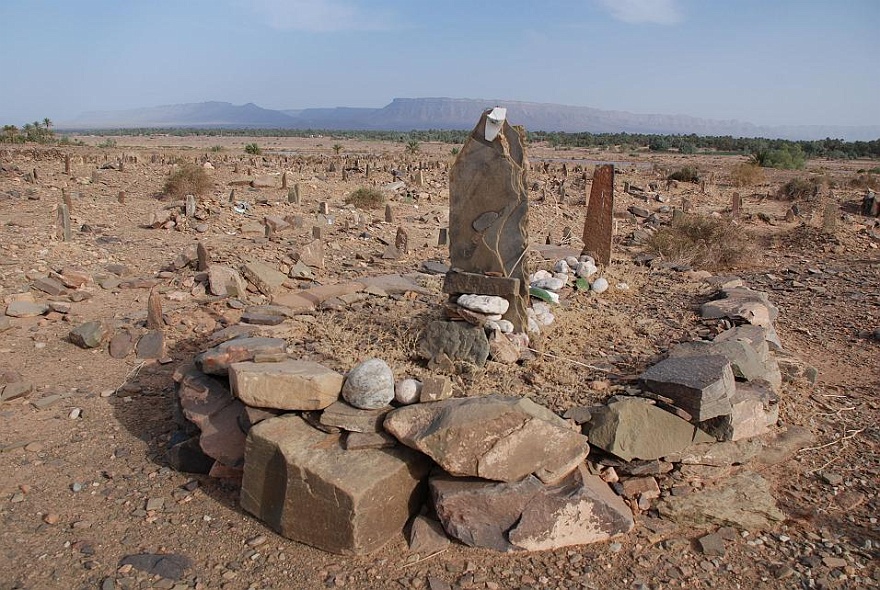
445;108;530;332
581;164;615;266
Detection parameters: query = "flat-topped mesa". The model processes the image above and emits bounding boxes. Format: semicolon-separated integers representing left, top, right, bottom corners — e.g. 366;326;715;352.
446;107;530;333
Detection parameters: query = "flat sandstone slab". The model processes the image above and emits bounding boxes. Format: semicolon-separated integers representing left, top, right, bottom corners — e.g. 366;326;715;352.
229;360;343;411
385;395;588;483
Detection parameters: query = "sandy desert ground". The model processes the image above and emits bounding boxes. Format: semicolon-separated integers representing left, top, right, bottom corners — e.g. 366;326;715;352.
0;134;877;590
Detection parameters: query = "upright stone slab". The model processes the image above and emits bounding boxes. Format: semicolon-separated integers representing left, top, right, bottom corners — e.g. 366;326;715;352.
581;164;614;266
57;203;71;242
241;415;430;555
731;192;742;219
448;109;529;332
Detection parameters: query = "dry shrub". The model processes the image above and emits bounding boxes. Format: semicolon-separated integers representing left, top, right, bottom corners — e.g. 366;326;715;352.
849;174;879;191
163;162;212;199
345;187;385;209
729;162;764;187
776;177;821;201
645;215;756;270
666;166;700;183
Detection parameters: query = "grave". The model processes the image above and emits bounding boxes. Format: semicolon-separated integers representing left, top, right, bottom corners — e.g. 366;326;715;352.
111;111;817;558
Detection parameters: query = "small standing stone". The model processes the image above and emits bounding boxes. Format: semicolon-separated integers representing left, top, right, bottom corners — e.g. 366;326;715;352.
395;226;409;254
196;241;209;271
57;203;71;242
146;289;164;330
62;188;73;212
385;203;394;223
822;202;837;234
136;330;166;359
109;331;136;359
185;195;196;218
731;192;742;218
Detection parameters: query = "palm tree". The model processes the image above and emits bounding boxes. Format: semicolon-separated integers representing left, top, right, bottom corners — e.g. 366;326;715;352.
405;139;420;155
332;143;343;155
43;118;52;131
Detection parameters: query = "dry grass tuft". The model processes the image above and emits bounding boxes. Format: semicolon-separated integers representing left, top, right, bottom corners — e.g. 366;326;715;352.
163;162;212;199
848;173;879;191
729;162;764;187
776;177;821;201
345;187;385;209
645;215;756;270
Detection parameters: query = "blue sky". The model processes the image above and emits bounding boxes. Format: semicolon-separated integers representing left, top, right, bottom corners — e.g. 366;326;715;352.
0;0;878;127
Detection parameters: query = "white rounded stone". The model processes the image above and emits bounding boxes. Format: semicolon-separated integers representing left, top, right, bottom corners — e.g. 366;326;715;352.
591;277;609;294
530;269;552;282
554;260;570;274
616;282;630;291
531;278;566;292
575;262;598;279
342;358;395;409
457;294;509;315
532;302;552;316
394;378;422;405
552;272;569;282
527;317;541;336
565;256;580;269
486;319;515;334
579;254;595;264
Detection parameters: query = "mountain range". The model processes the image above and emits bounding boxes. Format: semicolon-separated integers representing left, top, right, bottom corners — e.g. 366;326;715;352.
62;98;880;141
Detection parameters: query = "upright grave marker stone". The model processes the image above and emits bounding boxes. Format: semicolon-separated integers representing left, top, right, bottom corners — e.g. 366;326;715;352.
446;108;530;332
581;164;614;266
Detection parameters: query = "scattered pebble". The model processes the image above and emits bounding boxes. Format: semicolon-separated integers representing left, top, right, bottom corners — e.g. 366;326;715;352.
591;277;609;293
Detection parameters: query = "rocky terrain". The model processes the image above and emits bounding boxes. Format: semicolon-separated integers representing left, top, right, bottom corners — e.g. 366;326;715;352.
0;134;878;590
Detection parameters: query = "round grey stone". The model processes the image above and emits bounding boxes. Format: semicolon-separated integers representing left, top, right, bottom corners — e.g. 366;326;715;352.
591;277;609;293
342;359;394;409
394;378;422;405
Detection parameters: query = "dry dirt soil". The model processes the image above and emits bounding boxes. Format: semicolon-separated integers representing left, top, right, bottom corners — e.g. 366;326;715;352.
0;136;878;590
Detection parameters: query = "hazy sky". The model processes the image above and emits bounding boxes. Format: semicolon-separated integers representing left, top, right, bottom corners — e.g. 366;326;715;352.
1;0;878;127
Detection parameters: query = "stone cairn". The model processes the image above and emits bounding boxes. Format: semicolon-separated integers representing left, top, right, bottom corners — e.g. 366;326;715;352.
167;110;817;557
